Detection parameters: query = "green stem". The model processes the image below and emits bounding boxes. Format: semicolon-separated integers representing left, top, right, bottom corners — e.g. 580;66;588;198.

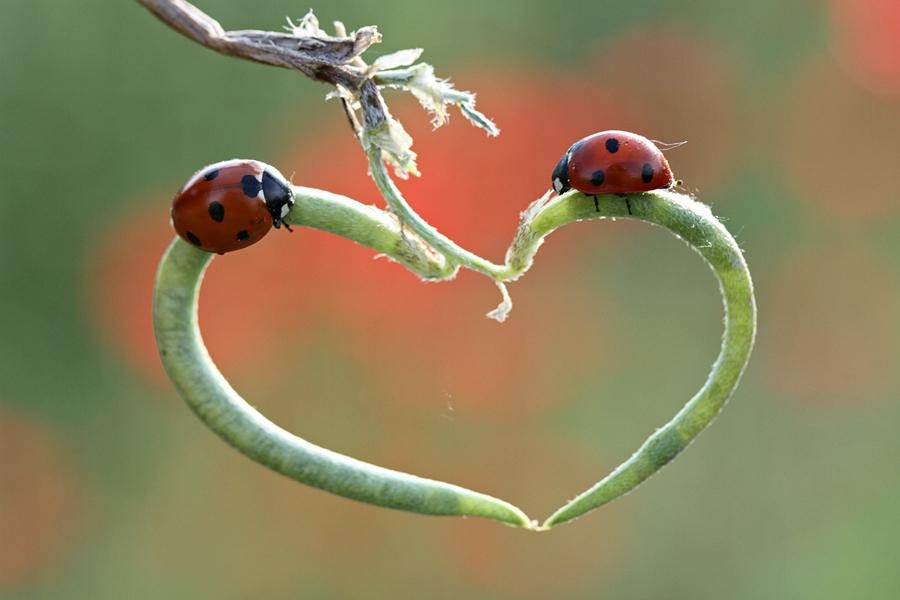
286;185;458;280
366;147;507;279
516;190;757;529
152;238;533;528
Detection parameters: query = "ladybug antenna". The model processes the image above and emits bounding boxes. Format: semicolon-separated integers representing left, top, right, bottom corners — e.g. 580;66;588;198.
282;221;294;233
652;139;688;152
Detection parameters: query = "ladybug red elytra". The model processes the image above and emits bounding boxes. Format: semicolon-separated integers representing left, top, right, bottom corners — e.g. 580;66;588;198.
551;130;675;200
171;159;294;254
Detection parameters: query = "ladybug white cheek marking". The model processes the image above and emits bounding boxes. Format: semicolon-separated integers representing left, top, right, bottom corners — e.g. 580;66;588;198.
280;203;291;218
553;177;564;193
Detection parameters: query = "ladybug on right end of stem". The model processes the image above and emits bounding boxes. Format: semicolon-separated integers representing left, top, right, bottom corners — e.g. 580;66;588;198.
551;131;677;211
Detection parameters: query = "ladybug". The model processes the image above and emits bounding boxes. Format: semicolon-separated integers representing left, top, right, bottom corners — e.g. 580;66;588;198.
171;159;294;254
551;130;675;207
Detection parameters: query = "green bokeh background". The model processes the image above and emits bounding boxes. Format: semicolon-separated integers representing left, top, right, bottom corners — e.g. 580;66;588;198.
3;1;900;598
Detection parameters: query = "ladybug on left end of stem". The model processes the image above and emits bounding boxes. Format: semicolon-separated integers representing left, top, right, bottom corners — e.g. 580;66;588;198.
171;159;295;254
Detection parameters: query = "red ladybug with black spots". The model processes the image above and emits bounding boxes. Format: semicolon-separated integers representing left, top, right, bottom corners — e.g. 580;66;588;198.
171;159;294;254
551;131;675;207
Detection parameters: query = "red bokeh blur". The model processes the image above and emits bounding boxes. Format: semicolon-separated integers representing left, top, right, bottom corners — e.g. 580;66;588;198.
831;0;900;96
0;408;83;587
780;58;900;222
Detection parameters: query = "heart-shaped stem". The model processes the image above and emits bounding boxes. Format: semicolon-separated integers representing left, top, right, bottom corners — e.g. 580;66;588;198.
145;0;756;531
153;237;534;529
155;181;754;530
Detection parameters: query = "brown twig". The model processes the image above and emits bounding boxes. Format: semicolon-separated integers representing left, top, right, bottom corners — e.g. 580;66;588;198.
138;0;497;178
137;0;385;124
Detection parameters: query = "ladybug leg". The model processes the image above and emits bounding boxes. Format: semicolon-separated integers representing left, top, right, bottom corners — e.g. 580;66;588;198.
592;196;599;212
272;218;294;232
625;198;633;216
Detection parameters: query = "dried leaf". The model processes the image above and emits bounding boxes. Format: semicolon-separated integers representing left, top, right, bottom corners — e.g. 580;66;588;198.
372;48;423;72
362;118;419;179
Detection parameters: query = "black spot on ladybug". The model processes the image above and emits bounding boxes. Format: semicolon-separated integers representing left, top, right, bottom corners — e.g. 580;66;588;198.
241;175;262;198
641;163;654;183
591;169;605;186
208;201;225;222
204;169;219;181
605;138;619;153
236;230;250;241
186;231;202;246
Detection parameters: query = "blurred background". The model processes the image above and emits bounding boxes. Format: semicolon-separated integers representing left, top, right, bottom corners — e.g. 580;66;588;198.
2;0;900;598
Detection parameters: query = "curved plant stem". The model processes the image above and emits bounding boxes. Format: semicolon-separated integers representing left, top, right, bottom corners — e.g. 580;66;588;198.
512;190;757;529
366;147;518;320
367;147;506;279
286;185;458;280
153;237;533;529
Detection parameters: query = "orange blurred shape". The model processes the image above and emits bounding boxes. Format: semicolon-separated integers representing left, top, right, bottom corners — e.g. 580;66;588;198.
587;28;740;194
0;408;83;587
780;59;900;222
760;241;899;404
831;0;900;95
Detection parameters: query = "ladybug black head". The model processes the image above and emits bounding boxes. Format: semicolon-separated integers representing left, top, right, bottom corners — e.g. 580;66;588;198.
551;153;570;194
261;169;294;229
